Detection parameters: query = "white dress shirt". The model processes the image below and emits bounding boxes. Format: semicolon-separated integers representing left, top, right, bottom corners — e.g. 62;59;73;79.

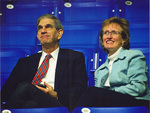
37;47;59;89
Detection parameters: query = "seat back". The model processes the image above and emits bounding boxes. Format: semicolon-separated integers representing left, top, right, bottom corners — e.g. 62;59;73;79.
0;48;27;89
72;106;149;113
1;107;69;113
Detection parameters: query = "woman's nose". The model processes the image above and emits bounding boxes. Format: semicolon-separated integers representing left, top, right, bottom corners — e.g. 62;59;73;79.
106;33;113;38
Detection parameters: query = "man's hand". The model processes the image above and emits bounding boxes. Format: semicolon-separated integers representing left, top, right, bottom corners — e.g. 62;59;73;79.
36;82;58;99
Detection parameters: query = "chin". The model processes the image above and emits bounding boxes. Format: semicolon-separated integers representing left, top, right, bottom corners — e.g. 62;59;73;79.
105;46;114;49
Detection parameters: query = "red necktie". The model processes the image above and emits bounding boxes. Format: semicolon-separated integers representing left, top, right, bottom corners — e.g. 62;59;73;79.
31;54;52;85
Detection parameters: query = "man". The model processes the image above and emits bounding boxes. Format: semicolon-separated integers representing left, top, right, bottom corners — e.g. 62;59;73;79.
1;14;88;111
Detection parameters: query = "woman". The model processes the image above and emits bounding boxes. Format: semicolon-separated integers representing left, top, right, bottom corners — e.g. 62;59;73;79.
78;17;149;109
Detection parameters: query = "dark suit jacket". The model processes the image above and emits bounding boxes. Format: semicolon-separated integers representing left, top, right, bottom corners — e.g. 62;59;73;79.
1;48;88;109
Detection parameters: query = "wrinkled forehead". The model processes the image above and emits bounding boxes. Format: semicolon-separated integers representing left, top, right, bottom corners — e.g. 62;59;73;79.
38;18;54;26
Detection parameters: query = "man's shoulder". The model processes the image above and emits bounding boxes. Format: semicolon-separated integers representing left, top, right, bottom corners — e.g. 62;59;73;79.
60;48;83;55
19;53;41;61
59;49;85;59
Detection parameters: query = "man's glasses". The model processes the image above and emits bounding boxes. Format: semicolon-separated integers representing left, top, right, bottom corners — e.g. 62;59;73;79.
103;31;121;36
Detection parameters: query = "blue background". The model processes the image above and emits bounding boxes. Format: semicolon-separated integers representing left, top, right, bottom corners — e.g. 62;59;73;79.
0;0;149;88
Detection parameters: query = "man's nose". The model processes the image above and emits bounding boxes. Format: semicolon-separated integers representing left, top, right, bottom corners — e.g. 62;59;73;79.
41;28;47;34
41;31;47;34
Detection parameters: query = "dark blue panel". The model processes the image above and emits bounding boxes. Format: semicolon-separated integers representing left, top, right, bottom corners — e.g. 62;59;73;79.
59;25;100;48
130;28;149;46
64;7;109;22
125;5;148;19
5;8;50;24
1;28;37;50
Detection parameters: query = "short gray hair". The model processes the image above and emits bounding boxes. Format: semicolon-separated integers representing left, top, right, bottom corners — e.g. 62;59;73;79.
37;14;64;31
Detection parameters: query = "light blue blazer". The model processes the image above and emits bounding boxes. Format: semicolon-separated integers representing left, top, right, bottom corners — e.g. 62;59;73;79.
95;48;149;100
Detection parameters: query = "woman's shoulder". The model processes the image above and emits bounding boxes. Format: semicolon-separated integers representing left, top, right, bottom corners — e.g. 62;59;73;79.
121;49;144;57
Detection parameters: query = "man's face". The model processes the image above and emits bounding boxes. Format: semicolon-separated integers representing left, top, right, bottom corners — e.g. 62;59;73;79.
37;18;62;48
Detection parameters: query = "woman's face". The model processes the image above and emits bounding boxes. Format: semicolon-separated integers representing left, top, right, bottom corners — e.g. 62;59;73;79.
102;23;125;56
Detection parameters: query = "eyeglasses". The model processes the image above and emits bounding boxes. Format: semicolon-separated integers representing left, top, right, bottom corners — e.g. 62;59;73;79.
103;31;121;36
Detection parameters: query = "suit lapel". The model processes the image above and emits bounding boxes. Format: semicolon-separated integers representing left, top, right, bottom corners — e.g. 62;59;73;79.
29;53;42;80
54;49;67;89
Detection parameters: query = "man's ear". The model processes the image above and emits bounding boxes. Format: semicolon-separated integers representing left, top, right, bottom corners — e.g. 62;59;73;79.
57;29;63;40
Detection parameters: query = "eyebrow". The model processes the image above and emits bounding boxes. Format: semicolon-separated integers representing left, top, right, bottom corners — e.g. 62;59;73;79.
37;25;42;29
37;24;53;28
37;24;54;30
103;30;120;32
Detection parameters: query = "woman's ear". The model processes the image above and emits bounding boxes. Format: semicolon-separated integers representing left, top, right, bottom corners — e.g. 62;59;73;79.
121;39;125;46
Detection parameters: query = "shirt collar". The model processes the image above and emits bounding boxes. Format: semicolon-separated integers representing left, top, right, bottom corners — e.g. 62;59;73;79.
42;47;60;61
108;47;123;61
96;47;128;72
